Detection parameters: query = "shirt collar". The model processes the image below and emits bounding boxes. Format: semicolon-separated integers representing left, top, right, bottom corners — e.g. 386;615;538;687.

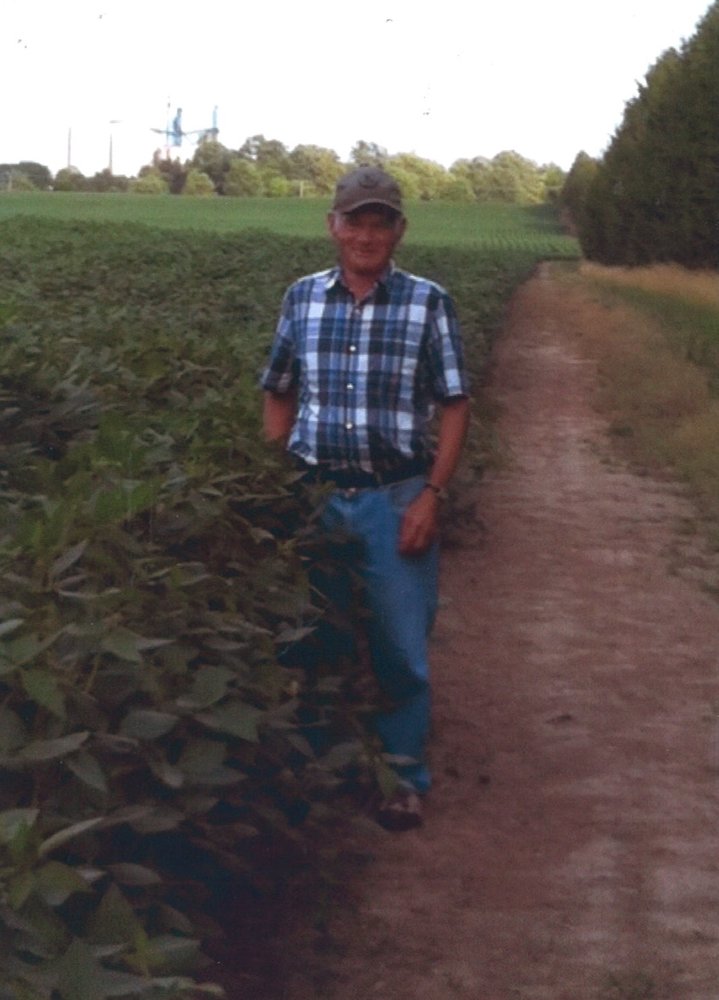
324;262;396;295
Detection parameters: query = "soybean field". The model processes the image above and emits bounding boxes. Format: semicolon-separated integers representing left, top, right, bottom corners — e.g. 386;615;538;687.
0;202;578;999
0;190;579;252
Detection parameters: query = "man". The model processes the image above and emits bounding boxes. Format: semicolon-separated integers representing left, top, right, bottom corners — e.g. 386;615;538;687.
261;166;470;830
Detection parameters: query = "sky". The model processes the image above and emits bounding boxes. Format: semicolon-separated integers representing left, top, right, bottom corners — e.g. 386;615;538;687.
2;0;714;179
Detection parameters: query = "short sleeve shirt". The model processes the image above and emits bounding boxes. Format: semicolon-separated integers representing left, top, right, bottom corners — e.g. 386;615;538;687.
261;264;469;473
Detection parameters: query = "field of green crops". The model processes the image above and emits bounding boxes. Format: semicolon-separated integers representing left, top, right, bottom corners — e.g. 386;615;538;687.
0;200;579;998
0;190;579;254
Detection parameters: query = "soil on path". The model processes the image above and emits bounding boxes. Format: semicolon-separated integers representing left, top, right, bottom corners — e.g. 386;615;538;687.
282;267;719;1000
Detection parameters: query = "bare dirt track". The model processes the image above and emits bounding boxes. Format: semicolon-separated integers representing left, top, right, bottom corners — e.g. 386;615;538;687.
279;267;719;1000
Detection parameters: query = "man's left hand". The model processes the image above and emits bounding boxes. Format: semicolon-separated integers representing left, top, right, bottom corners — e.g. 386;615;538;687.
398;489;440;556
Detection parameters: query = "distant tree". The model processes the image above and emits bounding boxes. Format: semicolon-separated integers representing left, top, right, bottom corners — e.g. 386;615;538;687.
53;167;87;192
482;151;545;204
350;140;388;167
288;144;343;194
238;135;290;176
236;134;265;160
6;171;36;192
183;168;216;196
449;153;549;204
153;153;187;194
387;153;447;200
1;161;51;190
86;169;129;193
540;163;566;203
224;158;264;197
191;140;232;193
261;171;292;197
17;161;52;189
384;165;421;200
577;0;719;267
560;152;599;234
131;171;169;194
438;174;474;202
448;157;491;201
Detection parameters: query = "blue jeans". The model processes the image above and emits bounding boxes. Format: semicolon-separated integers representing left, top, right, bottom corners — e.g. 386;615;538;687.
320;476;439;794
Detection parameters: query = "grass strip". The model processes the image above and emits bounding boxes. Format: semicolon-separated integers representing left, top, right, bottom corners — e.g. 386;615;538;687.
556;261;719;540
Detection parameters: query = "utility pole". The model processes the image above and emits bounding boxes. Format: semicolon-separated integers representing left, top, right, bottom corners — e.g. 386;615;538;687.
109;120;121;173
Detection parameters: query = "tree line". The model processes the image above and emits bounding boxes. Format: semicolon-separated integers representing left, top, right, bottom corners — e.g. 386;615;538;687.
561;0;718;268
2;138;565;205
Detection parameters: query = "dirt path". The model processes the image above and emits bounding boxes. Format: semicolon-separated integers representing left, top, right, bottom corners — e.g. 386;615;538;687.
283;268;719;1000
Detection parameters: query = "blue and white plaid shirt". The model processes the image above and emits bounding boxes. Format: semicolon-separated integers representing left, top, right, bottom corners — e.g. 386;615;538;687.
261;263;469;473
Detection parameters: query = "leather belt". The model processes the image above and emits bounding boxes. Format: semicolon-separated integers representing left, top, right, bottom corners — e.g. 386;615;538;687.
297;459;427;490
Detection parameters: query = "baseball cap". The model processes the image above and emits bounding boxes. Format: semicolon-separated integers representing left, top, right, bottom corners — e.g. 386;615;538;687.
332;166;403;215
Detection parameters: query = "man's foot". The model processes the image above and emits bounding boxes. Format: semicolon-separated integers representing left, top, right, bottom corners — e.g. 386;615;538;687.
376;785;423;831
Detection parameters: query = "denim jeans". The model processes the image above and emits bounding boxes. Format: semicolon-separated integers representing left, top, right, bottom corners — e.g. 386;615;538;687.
321;476;439;793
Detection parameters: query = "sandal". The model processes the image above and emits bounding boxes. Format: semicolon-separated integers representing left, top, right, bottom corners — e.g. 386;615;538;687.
376;785;423;832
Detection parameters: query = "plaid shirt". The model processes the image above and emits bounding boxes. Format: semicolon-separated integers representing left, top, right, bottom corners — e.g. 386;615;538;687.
261;263;469;473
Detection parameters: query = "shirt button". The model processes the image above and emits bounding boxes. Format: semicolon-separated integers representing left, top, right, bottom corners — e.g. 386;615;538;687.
349;345;357;353
345;422;354;430
346;383;354;390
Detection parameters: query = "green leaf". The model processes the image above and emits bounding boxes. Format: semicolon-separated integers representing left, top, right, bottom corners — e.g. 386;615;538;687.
177;739;226;776
175;666;234;710
5;632;44;666
134;933;201;975
0;706;27;752
286;732;316;758
8;869;35;909
274;624;316;645
0;618;24;639
149;758;185;788
319;741;362;771
66;751;108;793
20;731;89;762
176;739;243;786
56;938;102;1000
21;668;66;718
50;540;88;580
56;938;150;1000
119;709;179;740
196;702;263;742
153;983;225;998
135;636;174;652
93;480;159;526
18;893;72;953
0;808;39;845
101;627;142;663
106;863;162;886
39;817;104;858
155;903;194;936
0;655;17;677
126;806;183;835
33;861;92;907
85;884;142;946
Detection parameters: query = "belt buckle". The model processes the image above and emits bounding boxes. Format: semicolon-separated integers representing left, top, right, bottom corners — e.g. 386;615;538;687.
342;486;359;498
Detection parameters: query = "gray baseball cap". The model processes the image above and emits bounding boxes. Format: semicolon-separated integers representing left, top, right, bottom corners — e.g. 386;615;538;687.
332;166;403;214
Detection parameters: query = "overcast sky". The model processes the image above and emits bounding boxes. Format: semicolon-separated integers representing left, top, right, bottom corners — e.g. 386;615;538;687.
2;0;714;178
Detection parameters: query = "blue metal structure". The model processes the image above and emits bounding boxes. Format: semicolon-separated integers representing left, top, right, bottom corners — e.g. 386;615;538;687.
150;103;219;156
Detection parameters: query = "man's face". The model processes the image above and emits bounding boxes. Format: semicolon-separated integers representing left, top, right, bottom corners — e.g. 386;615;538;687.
327;205;406;280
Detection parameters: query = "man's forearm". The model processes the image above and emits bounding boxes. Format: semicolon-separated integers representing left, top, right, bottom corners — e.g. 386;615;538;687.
428;396;471;488
263;389;297;445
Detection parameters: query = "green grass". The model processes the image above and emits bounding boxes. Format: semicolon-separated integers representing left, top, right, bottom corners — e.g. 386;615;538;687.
607;288;719;385
0;191;579;255
557;263;719;531
589;268;719;397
